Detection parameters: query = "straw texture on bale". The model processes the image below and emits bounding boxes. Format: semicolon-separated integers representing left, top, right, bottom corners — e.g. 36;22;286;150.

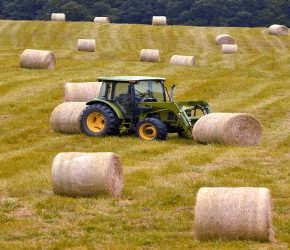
215;34;235;45
268;24;288;36
20;49;56;70
50;102;87;134
140;49;160;62
152;16;167;26
51;13;66;21
52;152;123;197
170;55;195;66
192;113;262;146
77;39;96;52
222;44;238;54
64;82;102;102
194;187;274;241
94;17;110;23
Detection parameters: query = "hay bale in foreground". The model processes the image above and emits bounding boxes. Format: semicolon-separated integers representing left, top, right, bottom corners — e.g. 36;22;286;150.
192;113;262;146
94;17;110;23
51;13;66;21
152;16;167;26
140;49;160;62
64;82;102;102
50;102;87;133
215;34;235;45
20;49;56;70
194;187;274;241
77;39;96;52
222;44;238;54
268;24;288;36
52;152;123;197
170;55;195;66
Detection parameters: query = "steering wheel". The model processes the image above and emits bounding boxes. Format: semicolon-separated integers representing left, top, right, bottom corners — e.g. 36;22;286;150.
141;97;157;102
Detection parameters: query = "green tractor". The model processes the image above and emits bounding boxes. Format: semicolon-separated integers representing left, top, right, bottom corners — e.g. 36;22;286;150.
81;76;211;140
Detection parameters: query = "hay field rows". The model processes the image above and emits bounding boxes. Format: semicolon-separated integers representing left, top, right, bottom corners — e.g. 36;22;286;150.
0;20;289;249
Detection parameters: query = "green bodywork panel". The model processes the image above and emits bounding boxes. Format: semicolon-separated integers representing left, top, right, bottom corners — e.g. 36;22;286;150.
98;76;166;82
138;100;211;134
86;99;124;119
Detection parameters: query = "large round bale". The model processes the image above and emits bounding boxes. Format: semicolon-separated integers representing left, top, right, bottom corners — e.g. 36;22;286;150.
192;113;262;146
140;49;160;62
51;13;66;21
215;34;235;45
194;187;274;241
268;24;288;36
94;17;110;23
52;152;123;197
170;55;195;66
77;39;96;52
20;49;56;70
152;16;167;26
64;82;102;102
222;44;238;54
50;102;87;134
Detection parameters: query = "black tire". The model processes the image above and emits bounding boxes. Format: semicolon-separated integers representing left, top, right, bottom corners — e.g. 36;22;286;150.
136;118;167;140
81;104;120;137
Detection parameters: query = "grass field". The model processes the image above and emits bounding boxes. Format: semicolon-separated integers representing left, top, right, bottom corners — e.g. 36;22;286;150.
0;20;289;249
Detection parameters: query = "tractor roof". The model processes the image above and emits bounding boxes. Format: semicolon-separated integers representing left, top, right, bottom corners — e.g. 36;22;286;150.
97;76;166;82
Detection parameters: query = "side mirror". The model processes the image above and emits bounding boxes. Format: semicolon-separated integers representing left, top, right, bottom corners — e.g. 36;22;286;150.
169;84;176;102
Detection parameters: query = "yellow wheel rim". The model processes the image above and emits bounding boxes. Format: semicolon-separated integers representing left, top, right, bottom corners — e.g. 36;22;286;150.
87;112;105;133
139;123;157;140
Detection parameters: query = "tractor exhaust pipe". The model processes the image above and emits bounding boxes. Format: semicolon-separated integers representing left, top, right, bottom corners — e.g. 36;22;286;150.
169;84;176;102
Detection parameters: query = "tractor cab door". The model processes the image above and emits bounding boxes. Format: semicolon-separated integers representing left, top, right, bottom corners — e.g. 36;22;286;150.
112;82;134;119
99;81;134;118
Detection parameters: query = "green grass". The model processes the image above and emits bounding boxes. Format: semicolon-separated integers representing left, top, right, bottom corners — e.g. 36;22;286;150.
0;20;289;249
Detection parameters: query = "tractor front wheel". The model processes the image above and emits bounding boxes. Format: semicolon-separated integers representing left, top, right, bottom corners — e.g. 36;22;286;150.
81;104;119;137
137;118;167;140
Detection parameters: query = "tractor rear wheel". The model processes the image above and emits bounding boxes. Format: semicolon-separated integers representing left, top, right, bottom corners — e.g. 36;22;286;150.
137;118;167;140
81;104;119;136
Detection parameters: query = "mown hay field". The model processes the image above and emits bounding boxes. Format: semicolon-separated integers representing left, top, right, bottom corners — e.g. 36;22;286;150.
0;20;289;249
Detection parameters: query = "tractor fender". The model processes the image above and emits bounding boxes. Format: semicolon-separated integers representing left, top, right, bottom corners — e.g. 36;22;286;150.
86;99;124;119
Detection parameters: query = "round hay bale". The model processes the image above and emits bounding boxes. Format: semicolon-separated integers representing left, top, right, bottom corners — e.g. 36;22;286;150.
51;13;66;21
140;49;160;62
94;17;110;23
268;24;288;36
194;187;274;241
152;16;167;26
222;44;238;54
20;49;56;70
77;39;96;52
192;113;262;146
64;82;102;102
50;102;87;134
52;152;123;197
215;34;235;45
170;55;195;66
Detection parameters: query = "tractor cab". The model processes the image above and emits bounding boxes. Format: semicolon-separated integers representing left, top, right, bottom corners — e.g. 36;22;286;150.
97;76;167;119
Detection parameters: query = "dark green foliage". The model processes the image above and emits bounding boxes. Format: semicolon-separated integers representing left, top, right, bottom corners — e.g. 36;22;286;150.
1;0;290;26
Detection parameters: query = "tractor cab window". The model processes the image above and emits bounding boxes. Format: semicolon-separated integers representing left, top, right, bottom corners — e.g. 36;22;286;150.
99;82;112;100
99;81;131;100
113;82;131;99
134;80;165;102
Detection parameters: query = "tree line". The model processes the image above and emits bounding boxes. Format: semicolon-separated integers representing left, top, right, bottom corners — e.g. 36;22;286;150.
1;0;290;27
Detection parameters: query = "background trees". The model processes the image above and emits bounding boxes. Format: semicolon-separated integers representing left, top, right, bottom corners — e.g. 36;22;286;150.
1;0;290;27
